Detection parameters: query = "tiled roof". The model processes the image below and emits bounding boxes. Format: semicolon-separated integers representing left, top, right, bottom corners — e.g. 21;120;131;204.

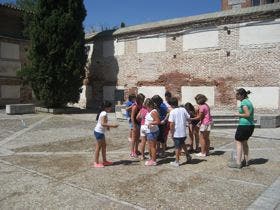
0;3;33;13
113;3;280;36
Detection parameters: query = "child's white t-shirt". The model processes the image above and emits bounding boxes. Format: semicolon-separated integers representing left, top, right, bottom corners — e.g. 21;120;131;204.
168;107;190;138
94;111;107;133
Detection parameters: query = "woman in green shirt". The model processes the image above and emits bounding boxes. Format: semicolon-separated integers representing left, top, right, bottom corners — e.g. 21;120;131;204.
228;88;255;169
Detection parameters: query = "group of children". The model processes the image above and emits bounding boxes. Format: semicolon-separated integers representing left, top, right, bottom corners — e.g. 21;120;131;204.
93;91;213;168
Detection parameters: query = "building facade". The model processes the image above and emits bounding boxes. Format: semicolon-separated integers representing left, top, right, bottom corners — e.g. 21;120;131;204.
0;4;32;107
86;3;280;111
222;0;280;10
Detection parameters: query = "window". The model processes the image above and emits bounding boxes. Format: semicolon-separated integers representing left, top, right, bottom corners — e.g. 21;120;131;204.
265;0;274;3
252;0;260;6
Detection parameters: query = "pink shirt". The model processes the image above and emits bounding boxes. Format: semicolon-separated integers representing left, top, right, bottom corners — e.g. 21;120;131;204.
139;107;148;125
199;104;213;125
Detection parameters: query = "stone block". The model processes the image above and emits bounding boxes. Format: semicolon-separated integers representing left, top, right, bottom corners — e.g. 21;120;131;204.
0;42;20;59
6;104;35;115
1;85;20;99
259;115;280;128
115;105;127;120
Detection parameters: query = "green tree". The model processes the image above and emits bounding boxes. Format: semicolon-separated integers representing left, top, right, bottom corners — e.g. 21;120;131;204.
18;0;87;108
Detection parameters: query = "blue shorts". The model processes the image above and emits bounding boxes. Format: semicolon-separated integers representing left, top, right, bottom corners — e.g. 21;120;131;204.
147;130;159;141
94;131;105;141
173;137;186;149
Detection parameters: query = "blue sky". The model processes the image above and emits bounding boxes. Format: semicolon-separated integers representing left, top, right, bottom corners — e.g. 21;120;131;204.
84;0;221;32
1;0;221;32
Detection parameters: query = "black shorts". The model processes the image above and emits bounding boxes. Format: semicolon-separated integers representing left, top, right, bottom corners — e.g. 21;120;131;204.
235;125;255;141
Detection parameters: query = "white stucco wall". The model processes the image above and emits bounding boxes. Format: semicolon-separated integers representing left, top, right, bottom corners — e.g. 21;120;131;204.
0;42;20;59
0;60;21;77
138;86;166;99
103;40;124;57
181;86;215;107
183;30;219;50
237;87;280;109
1;85;20;99
240;20;280;45
137;36;166;53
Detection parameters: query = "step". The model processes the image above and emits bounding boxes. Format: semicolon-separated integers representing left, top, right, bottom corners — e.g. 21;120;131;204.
213;123;261;129
212;114;238;119
213;119;239;124
213;119;258;124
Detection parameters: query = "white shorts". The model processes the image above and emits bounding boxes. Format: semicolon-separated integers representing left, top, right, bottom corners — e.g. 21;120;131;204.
140;125;147;137
200;124;212;132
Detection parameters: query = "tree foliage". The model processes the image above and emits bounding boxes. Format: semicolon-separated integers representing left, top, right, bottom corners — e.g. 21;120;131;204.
18;0;87;108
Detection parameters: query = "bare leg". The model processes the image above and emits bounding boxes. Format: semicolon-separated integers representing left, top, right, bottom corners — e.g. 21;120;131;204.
204;131;210;155
188;125;194;150
236;140;242;165
150;141;157;162
242;140;249;164
194;126;199;151
94;141;102;164
101;139;107;162
199;131;207;155
140;136;147;159
175;148;181;162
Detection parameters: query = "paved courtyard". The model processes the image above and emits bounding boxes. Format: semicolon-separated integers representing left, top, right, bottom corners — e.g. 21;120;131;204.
0;110;279;209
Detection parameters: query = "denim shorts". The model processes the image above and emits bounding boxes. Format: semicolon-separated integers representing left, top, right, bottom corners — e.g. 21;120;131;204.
94;131;105;141
173;137;186;149
146;130;159;141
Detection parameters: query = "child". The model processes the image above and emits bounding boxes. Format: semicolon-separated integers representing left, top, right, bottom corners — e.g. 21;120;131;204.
168;97;192;167
130;93;145;158
190;94;213;157
184;102;200;153
151;95;168;158
136;102;149;160
125;94;136;142
93;101;118;168
143;98;160;166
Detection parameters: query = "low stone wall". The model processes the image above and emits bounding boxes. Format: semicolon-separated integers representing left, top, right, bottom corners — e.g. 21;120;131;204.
6;104;35;115
257;114;280;128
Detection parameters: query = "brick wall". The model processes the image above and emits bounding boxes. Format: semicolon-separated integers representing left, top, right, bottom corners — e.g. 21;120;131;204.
87;6;280;111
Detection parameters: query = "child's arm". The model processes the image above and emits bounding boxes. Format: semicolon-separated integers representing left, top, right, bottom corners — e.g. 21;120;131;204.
101;116;118;128
169;122;175;137
131;106;138;130
189;111;204;121
149;111;160;126
126;105;133;111
136;110;142;122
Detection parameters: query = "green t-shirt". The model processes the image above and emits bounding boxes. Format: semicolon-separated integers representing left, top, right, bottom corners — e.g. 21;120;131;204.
239;99;254;125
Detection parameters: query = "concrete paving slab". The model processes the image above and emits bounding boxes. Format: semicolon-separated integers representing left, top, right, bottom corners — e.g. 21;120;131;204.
0;161;143;209
0;112;279;209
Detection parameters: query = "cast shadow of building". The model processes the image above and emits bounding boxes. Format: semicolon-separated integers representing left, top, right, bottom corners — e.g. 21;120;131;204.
85;29;121;111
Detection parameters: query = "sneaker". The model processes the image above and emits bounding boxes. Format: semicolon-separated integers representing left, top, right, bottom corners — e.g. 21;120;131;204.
94;162;104;168
170;161;180;167
228;161;242;169
195;152;206;157
145;160;157;166
186;154;192;163
103;161;113;166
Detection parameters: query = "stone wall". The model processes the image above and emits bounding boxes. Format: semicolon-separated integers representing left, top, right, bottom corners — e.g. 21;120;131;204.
86;4;280;111
0;5;32;107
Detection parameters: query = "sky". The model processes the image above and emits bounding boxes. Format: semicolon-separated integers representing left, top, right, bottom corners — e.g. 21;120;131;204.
83;0;221;32
0;0;221;32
